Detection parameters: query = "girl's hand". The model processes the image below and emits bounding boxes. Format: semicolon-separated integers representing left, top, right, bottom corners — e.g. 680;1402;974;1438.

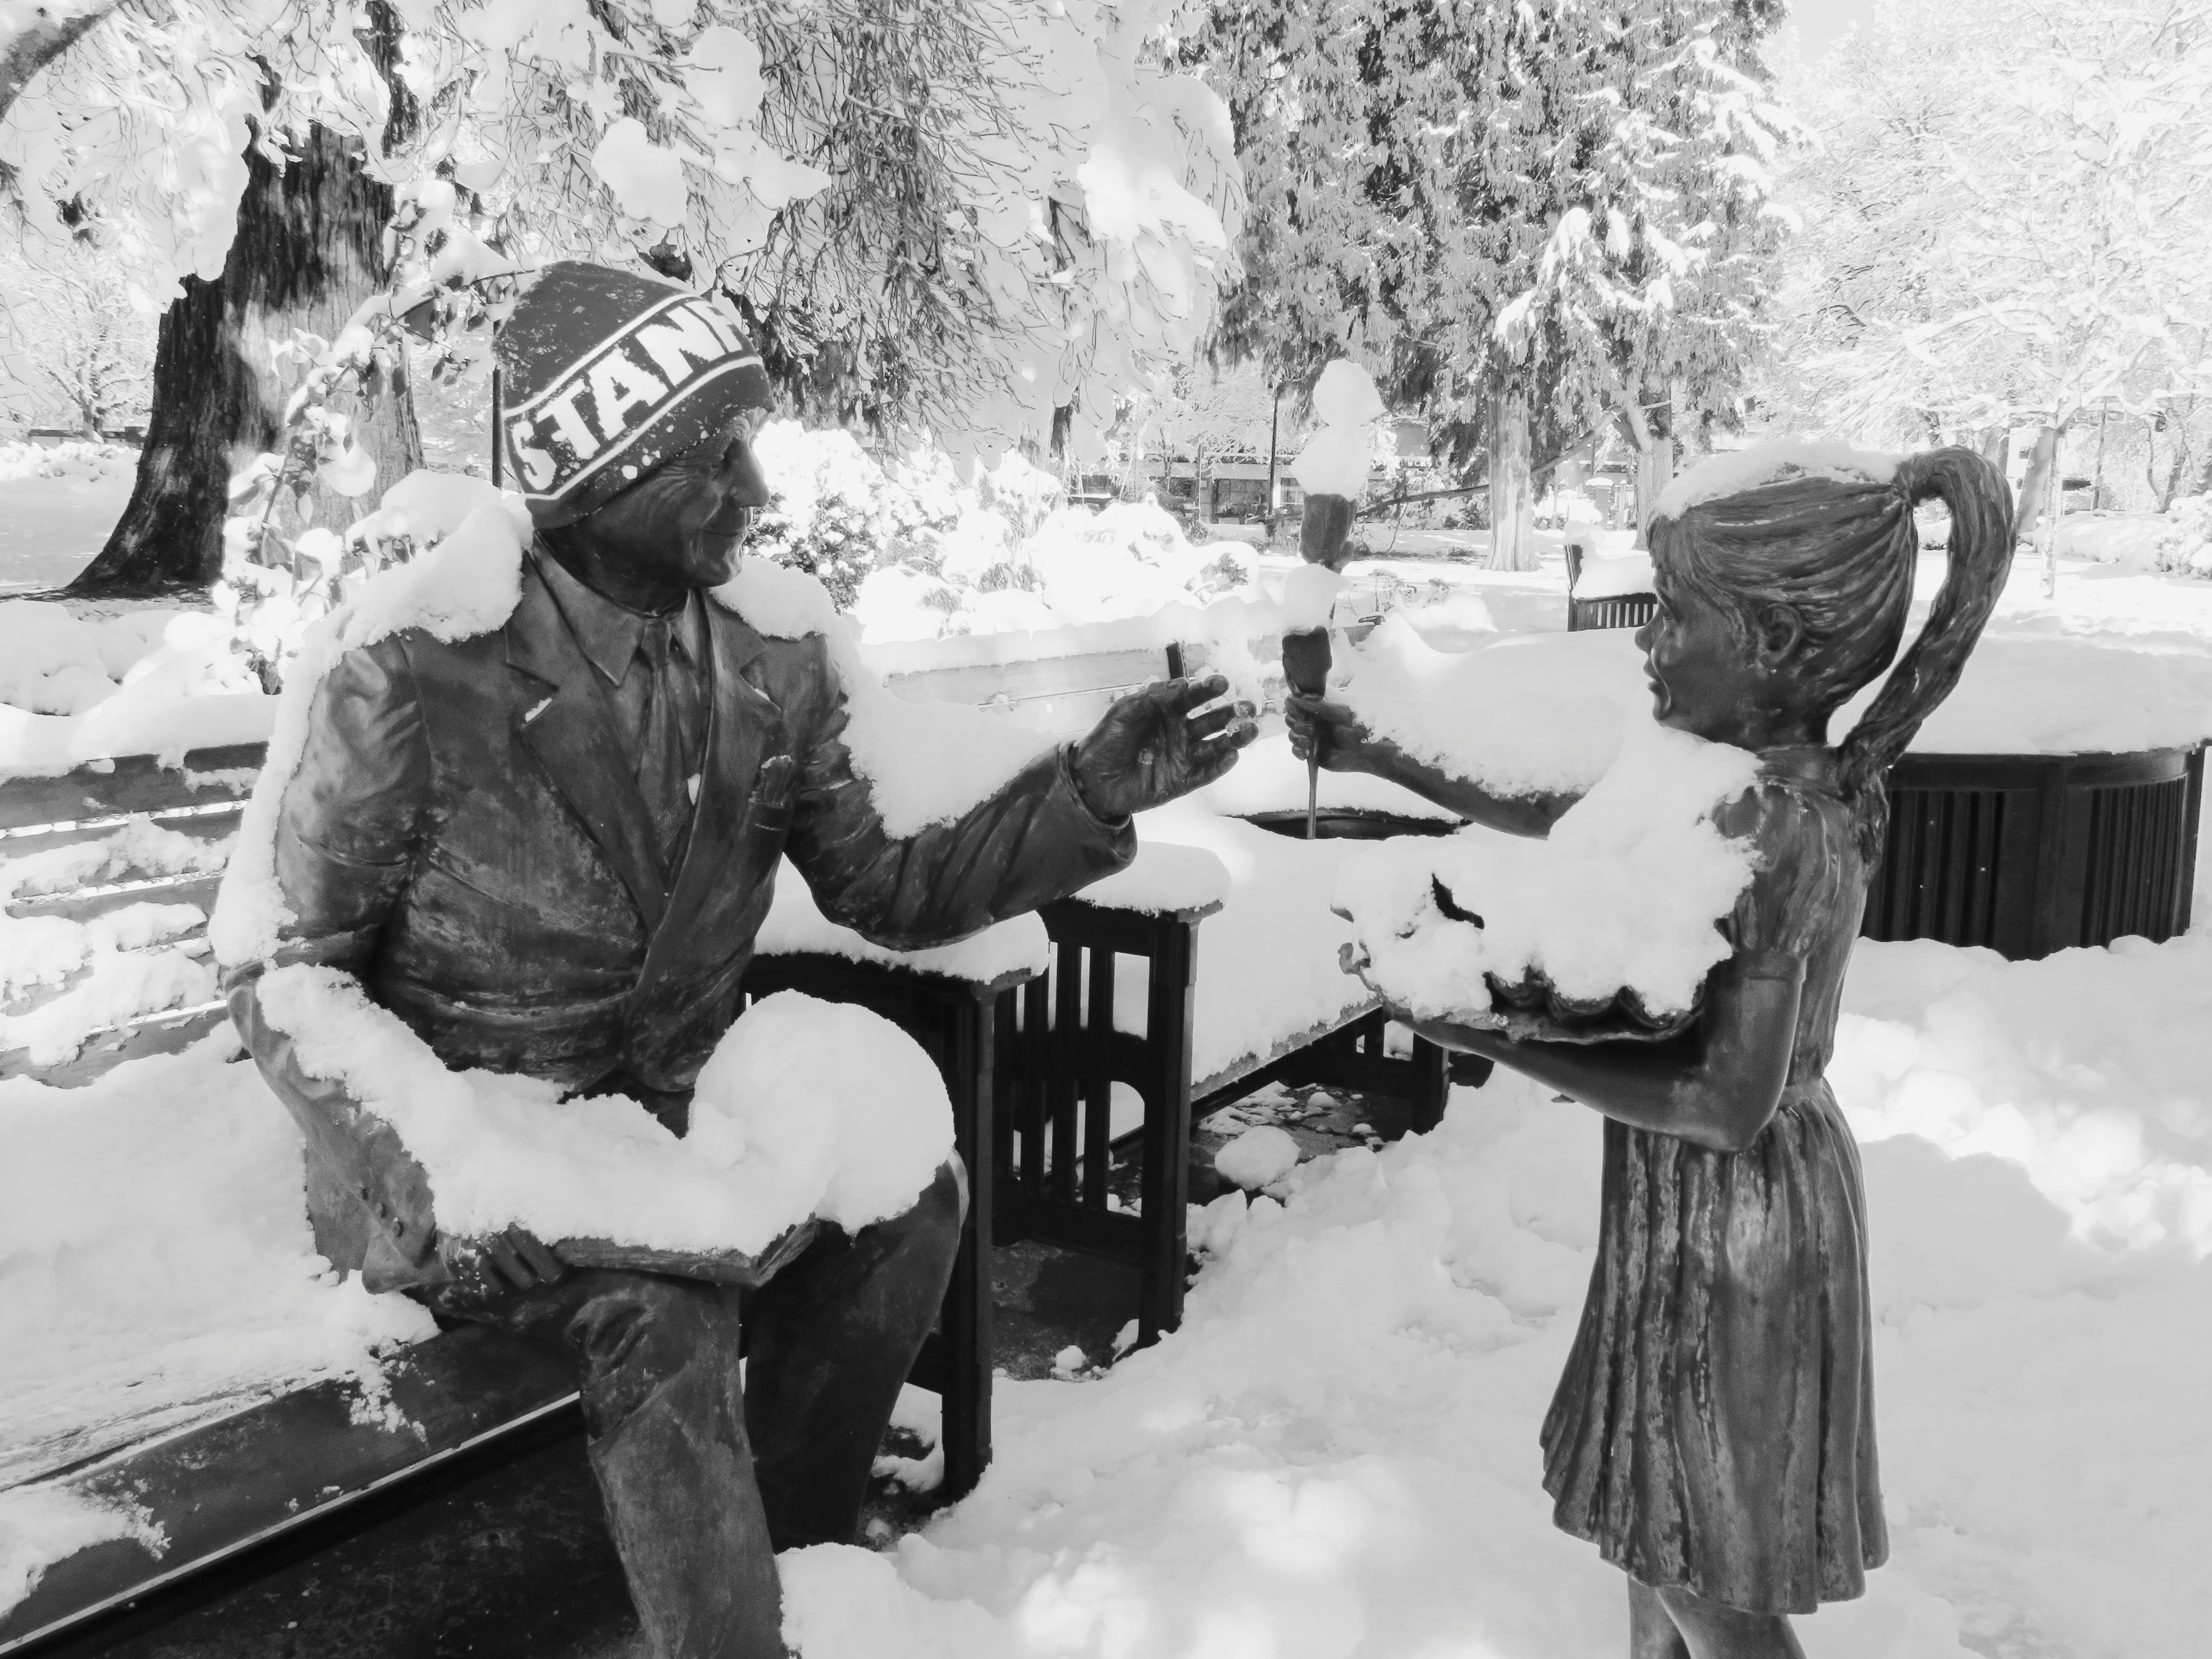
1286;694;1377;773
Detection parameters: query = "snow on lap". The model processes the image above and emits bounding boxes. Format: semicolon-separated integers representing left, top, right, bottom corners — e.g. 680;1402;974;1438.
774;929;2212;1659
255;971;953;1255
1334;720;1758;1020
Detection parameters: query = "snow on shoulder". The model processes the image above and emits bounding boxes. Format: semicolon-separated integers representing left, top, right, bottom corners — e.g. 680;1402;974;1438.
716;556;1061;839
1334;720;1758;1020
1655;439;1903;521
253;969;951;1253
712;555;840;640
211;495;529;965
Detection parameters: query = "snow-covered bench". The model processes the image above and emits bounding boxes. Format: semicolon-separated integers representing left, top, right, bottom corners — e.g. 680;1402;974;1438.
1564;536;1657;632
885;641;1458;1345
0;745;1021;1647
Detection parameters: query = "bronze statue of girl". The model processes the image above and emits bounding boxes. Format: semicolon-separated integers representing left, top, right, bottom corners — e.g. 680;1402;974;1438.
1290;448;2014;1659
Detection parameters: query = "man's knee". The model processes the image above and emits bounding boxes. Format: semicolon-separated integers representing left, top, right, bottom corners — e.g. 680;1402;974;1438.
561;1272;741;1432
891;1156;966;1263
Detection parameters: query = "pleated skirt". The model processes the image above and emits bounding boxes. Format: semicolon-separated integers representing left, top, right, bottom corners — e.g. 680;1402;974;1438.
1539;1086;1887;1615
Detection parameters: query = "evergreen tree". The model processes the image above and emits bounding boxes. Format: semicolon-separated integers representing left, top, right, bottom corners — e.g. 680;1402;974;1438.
1194;0;1791;564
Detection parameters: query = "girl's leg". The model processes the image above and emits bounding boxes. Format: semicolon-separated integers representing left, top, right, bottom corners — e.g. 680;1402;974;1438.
1652;1585;1806;1659
1627;1577;1691;1659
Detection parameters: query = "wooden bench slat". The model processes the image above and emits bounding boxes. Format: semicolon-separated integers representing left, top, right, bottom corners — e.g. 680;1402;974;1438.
0;801;244;850
6;871;224;923
1;1003;229;1088
0;745;268;833
0;1327;578;1655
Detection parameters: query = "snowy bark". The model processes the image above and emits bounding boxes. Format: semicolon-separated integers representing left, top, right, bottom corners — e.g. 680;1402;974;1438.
2012;422;2061;551
0;0;121;128
1632;438;1675;544
1484;390;1537;572
67;120;420;595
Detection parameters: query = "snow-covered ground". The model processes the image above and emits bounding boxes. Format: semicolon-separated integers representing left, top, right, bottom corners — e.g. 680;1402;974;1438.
784;920;2212;1658
4;466;2212;1651
0;445;134;594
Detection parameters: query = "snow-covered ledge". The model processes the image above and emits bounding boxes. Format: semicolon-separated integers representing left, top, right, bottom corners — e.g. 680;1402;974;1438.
756;860;1050;981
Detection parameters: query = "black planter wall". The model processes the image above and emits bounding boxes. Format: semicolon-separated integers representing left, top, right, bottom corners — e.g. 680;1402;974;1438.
1864;744;2205;960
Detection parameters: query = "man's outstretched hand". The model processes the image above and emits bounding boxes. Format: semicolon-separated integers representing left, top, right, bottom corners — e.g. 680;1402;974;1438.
1071;674;1259;821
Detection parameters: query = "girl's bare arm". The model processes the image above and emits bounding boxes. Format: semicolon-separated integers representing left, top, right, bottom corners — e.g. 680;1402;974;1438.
1404;952;1805;1153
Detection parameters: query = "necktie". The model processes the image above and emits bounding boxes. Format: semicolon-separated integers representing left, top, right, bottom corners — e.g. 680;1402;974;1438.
636;619;691;868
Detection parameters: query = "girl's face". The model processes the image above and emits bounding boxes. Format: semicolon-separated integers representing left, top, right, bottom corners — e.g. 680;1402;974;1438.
1637;572;1770;745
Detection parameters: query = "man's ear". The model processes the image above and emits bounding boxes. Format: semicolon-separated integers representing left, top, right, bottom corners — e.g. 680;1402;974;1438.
1754;602;1805;666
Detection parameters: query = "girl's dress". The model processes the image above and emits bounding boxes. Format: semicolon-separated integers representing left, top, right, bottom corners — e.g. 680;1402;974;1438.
1539;747;1887;1615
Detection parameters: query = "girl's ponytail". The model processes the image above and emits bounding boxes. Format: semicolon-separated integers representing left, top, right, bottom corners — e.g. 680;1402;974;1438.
1834;448;2016;822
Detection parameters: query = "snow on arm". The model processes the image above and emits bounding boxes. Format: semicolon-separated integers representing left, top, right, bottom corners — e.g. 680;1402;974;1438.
252;968;952;1254
1333;721;1759;1020
757;859;1049;982
713;558;1058;838
1333;617;1647;798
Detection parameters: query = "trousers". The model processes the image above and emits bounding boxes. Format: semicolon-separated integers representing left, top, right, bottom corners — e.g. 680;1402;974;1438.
418;1161;965;1659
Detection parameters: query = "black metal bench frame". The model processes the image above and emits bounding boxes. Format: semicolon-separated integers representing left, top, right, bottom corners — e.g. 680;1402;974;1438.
991;896;1451;1344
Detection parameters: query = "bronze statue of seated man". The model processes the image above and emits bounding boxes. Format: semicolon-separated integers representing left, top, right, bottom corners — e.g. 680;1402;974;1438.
217;262;1256;1659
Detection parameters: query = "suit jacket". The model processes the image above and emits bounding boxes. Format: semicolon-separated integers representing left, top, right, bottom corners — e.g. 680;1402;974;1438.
222;554;1132;1288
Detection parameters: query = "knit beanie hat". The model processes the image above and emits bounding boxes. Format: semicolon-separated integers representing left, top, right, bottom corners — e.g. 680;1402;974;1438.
495;262;774;527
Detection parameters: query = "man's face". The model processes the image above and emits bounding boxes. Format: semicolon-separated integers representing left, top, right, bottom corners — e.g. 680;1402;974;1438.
579;413;773;590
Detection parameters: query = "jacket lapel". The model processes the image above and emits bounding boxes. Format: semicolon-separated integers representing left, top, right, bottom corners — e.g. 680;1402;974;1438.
507;566;669;934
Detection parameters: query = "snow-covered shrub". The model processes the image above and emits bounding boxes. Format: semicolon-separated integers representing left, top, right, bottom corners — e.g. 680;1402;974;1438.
974;451;1066;540
2154;496;2212;578
0;440;136;483
0;601;258;719
749;421;965;608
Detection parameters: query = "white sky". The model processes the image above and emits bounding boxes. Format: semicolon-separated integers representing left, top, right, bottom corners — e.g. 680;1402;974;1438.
1785;0;1877;59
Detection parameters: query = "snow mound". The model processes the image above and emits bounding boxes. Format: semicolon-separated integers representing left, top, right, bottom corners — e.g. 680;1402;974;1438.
0;441;134;484
1334;721;1759;1019
0;1034;437;1498
1215;1125;1301;1190
1569;549;1655;600
0;1487;164;1621
1291;425;1374;499
1655;439;1903;520
252;969;951;1256
1311;360;1385;428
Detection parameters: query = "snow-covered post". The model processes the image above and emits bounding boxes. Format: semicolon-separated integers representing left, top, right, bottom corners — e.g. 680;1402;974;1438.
1287;361;1383;836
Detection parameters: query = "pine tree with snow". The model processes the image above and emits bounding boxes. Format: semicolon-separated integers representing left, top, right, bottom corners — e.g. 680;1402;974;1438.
1194;0;1792;566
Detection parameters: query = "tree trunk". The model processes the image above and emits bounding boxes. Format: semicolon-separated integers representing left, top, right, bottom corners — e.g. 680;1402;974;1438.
1484;390;1538;572
67;122;419;596
2013;422;2061;551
